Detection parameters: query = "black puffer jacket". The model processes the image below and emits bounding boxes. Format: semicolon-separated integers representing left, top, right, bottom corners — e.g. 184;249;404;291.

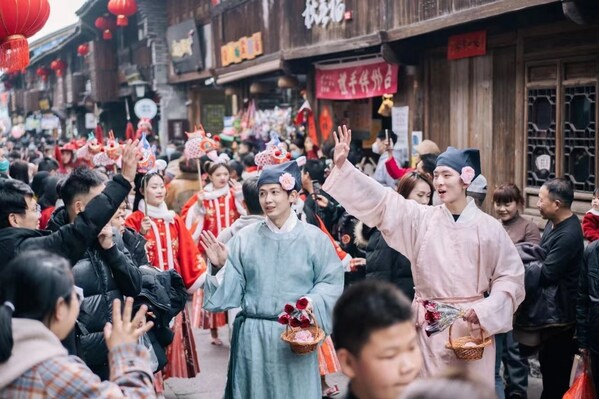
355;222;414;300
577;240;599;353
47;207;142;378
123;227;149;267
514;242;572;330
0;174;131;270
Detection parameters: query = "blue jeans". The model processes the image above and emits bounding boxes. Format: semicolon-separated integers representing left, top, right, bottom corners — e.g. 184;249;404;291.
496;331;529;399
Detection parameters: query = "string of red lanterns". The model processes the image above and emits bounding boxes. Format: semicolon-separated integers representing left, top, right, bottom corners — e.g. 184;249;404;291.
50;59;67;77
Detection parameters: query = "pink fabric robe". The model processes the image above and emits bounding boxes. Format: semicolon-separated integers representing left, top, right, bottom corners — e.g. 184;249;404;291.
323;160;525;388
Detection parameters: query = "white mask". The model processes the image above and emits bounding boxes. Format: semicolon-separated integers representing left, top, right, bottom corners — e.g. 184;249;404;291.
372;141;381;154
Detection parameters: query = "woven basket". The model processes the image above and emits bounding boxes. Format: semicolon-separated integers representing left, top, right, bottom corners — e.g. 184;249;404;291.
445;323;492;361
280;310;325;355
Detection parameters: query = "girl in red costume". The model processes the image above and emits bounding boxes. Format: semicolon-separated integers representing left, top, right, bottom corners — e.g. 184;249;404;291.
126;172;205;379
181;161;245;345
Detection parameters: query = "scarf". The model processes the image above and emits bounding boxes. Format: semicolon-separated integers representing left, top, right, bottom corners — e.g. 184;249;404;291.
139;199;176;270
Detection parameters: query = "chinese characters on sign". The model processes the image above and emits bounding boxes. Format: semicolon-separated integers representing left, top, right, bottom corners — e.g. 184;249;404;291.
221;32;263;67
315;59;399;100
447;30;487;60
166;19;204;74
302;0;346;29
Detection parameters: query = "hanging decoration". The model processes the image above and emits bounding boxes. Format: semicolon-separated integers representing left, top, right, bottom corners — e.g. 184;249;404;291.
36;66;50;82
77;43;90;57
0;0;51;72
95;16;116;40
107;0;138;27
50;59;67;77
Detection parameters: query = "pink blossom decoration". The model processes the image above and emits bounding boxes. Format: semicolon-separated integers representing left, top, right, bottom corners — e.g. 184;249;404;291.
279;172;296;191
460;166;475;185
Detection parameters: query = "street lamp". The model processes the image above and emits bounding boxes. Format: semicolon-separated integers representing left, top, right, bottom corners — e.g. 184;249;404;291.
129;79;148;98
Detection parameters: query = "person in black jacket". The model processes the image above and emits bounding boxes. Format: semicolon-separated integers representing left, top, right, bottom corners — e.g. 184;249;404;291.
0;140;140;270
576;240;599;395
47;167;142;380
536;178;584;399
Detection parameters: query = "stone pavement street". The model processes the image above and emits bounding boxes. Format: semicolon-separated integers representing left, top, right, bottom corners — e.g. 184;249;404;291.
164;326;543;399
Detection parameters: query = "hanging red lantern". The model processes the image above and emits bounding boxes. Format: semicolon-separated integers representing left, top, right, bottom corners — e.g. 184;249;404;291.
94;16;116;40
36;66;50;82
107;0;138;27
77;43;90;57
0;0;51;72
50;59;67;78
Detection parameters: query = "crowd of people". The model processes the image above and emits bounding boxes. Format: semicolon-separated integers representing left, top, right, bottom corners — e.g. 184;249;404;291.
0;124;596;399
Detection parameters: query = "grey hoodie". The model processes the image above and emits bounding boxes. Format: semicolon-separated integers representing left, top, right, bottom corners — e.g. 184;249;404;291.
218;215;265;244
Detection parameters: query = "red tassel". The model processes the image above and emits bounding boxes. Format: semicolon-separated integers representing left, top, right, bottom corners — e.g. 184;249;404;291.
95;124;104;145
116;15;128;26
0;35;30;72
125;121;135;141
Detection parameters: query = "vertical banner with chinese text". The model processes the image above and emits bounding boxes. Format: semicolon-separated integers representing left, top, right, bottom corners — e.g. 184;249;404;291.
315;58;399;100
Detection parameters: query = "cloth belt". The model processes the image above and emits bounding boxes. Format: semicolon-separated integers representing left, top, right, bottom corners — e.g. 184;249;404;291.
225;311;278;399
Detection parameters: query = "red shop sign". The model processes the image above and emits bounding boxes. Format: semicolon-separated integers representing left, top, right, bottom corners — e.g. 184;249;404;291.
315;59;399;100
447;30;487;60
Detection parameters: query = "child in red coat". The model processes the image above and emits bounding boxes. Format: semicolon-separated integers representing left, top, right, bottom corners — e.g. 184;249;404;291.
582;188;599;242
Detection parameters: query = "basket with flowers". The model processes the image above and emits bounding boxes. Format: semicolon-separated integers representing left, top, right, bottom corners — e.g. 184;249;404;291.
278;297;325;355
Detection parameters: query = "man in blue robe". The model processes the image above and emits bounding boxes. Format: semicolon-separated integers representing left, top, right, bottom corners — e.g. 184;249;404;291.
201;160;344;399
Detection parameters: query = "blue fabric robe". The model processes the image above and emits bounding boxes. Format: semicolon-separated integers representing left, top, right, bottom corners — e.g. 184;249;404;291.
204;220;344;399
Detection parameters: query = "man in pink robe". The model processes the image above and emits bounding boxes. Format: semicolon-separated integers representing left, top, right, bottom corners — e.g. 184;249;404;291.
323;126;525;389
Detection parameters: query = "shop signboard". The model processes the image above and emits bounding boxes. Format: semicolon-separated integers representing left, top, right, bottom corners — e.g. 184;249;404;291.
220;32;263;67
315;58;399;100
167;19;204;74
302;0;346;29
447;30;487;60
134;99;158;120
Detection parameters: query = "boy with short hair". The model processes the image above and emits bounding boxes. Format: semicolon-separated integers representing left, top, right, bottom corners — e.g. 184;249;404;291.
582;188;599;242
334;280;423;399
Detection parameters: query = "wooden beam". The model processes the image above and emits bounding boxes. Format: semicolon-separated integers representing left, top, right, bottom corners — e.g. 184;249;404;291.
385;0;560;42
282;32;384;60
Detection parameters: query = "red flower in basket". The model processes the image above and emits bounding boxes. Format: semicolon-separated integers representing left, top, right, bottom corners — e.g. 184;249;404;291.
290;317;302;328
284;303;295;314
299;315;311;329
278;313;291;325
296;297;311;310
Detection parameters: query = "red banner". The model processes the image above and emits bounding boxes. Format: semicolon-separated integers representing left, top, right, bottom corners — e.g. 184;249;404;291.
315;59;399;100
447;30;487;60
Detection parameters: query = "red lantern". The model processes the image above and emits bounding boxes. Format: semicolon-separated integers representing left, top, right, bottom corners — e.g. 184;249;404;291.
36;67;50;82
77;43;90;57
107;0;138;27
50;59;67;78
0;0;51;72
94;16;116;40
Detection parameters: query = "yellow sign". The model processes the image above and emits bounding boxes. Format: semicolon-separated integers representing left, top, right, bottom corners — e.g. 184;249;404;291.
221;32;263;67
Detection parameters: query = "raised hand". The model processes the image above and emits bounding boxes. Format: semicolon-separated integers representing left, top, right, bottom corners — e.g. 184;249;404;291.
200;230;228;269
333;125;352;169
140;216;152;236
104;297;154;351
120;139;141;184
98;225;115;250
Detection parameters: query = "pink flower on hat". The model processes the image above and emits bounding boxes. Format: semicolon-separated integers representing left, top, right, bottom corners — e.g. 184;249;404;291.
460;166;475;185
279;172;296;191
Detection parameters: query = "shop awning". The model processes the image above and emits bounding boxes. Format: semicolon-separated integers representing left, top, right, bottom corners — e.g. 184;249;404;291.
216;57;282;85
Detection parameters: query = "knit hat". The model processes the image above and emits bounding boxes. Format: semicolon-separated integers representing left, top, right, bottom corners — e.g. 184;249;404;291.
258;161;301;192
436;147;481;184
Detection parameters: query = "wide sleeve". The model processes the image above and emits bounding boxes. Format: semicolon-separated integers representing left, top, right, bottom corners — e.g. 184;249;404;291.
306;229;344;334
180;194;204;241
576;243;594;349
384;157;411;180
174;215;206;293
323;160;428;260
203;233;245;312
471;227;525;335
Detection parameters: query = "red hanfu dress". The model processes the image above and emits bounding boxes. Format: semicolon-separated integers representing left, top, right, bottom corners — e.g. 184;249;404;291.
180;183;245;330
125;200;205;379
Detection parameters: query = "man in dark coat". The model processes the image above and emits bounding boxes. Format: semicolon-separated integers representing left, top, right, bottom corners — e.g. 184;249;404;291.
0;140;140;269
47;167;142;380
